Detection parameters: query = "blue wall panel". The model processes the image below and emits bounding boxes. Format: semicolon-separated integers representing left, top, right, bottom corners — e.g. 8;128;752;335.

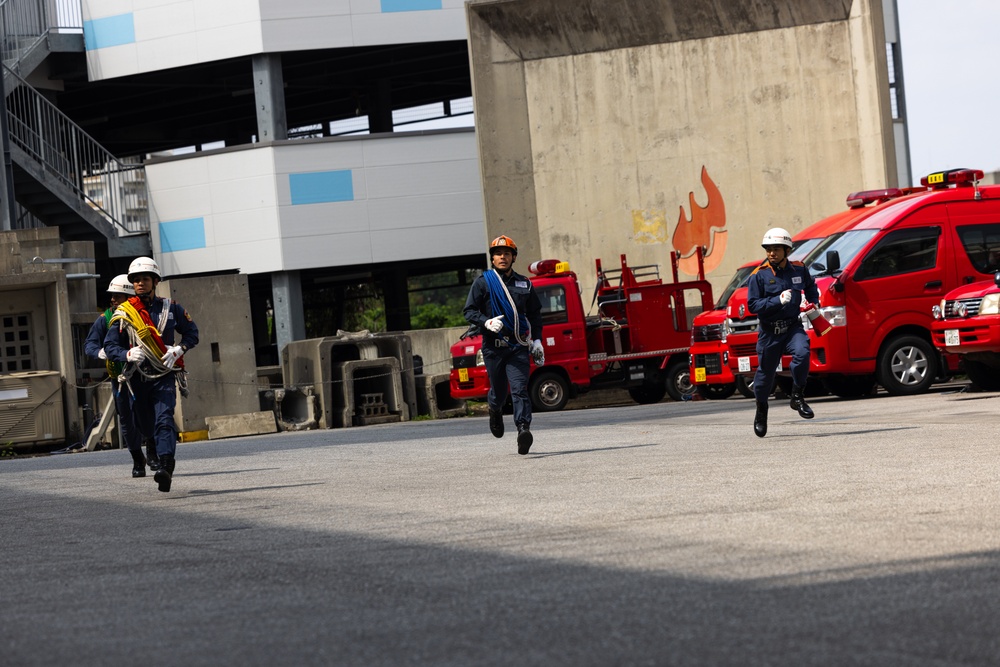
83;13;136;50
289;170;354;205
380;0;442;13
160;217;207;253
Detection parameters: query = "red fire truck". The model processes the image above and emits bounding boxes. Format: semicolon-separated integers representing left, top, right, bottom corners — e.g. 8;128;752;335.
725;168;1000;397
931;270;1000;391
449;251;714;410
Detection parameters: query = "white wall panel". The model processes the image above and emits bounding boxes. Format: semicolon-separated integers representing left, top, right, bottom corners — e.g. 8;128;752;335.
362;131;473;166
135;34;198;72
366;191;482;231
260;0;351;19
85;44;138;80
196;23;266;61
364;160;479;199
273;142;365;174
260;17;355;53
148;184;212;221
207;148;275;182
197;0;262;29
351;10;466;47
213;208;281;243
279;200;370;238
215;240;284;274
281;233;374;270
209;176;279;215
371;221;483;263
134;3;195;40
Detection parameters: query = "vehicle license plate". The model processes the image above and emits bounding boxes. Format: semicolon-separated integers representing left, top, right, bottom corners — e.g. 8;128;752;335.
945;329;960;347
694;367;706;383
458;368;469;382
738;357;750;373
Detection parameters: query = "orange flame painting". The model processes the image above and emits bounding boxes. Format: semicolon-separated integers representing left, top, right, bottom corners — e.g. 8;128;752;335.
671;166;727;276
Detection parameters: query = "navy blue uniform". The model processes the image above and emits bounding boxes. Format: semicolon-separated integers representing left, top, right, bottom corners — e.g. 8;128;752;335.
464;269;543;428
747;260;819;401
85;312;141;453
104;297;198;459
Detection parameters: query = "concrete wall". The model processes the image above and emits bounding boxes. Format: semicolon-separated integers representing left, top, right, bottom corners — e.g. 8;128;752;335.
162;274;260;432
404;325;468;377
146;130;484;277
82;0;468;81
467;0;896;301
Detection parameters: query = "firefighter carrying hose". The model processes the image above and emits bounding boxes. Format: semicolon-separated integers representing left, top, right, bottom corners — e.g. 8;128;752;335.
104;257;199;492
747;228;819;437
463;235;544;455
84;274;147;476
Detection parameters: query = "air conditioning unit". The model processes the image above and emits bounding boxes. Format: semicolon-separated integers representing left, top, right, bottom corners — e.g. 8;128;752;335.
0;371;65;447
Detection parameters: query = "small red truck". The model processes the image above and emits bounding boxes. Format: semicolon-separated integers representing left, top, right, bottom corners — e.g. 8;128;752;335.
931;271;1000;391
450;251;714;410
725;168;1000;397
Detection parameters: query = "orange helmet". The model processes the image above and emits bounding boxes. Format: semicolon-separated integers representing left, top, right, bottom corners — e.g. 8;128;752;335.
489;235;518;257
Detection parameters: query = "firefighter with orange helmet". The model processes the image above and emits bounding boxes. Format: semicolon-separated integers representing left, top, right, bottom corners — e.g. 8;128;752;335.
463;235;544;454
104;256;199;492
747;227;819;437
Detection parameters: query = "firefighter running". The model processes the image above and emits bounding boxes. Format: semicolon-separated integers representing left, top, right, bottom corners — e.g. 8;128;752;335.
747;228;819;437
463;235;544;455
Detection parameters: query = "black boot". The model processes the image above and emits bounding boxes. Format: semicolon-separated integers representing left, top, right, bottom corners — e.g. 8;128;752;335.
517;424;533;455
130;449;146;478
790;386;814;419
145;440;161;472
489;409;504;439
754;400;768;438
154;454;175;493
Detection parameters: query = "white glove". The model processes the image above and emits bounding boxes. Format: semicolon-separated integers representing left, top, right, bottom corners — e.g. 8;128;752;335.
485;316;504;333
779;289;792;305
126;347;146;363
161;345;184;369
800;293;809;309
98;348;107;360
530;339;545;366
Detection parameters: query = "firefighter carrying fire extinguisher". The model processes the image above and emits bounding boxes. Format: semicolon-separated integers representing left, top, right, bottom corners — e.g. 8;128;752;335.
747;227;819;437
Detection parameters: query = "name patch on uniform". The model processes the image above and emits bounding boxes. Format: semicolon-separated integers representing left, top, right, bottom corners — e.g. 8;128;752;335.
515;280;529;288
792;276;802;284
768;279;776;284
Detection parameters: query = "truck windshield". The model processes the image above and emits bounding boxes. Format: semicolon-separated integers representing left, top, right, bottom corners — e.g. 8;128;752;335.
804;229;880;277
789;237;822;262
714;266;754;309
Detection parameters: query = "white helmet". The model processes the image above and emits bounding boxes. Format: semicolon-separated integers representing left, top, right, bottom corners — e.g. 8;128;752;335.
127;256;161;282
106;274;136;296
761;227;794;249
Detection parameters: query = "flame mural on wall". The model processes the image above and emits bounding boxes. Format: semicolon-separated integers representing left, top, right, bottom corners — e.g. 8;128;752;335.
671;166;727;276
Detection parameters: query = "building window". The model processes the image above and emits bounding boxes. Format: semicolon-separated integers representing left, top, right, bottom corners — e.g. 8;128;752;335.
1;314;33;372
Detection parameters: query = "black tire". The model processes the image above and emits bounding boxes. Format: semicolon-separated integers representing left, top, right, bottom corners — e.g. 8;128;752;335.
664;358;695;402
964;360;1000;391
735;375;755;399
822;374;877;398
696;383;736;400
877;334;938;396
628;383;667;405
530;371;570;412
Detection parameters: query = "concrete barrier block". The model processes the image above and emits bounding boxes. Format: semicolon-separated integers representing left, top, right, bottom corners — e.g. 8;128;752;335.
415;373;466;419
206;411;279;439
331;358;406;428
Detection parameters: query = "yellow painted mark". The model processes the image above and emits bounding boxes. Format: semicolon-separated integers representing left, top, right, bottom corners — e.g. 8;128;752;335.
631;209;667;244
179;430;209;443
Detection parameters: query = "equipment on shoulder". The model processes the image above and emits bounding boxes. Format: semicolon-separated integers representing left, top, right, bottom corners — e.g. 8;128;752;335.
761;227;794;249
127;256;161;282
489;235;518;257
107;274;136;296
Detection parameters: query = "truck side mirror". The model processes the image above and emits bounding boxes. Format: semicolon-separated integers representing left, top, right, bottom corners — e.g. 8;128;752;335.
826;250;841;274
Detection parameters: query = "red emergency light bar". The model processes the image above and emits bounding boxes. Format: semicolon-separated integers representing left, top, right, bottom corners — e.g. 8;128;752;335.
919;168;984;188
845;188;903;208
529;259;570;275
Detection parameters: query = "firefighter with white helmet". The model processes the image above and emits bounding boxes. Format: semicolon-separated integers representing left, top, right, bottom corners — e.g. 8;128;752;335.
104;257;199;492
463;235;544;454
84;274;145;475
746;227;819;437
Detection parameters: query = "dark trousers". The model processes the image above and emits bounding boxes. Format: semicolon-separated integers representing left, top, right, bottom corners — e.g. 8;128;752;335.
131;375;178;458
483;344;532;427
753;326;810;402
113;381;141;453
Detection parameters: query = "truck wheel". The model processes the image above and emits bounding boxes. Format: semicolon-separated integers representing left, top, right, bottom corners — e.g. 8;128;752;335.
822;374;877;398
628;383;666;404
964;360;1000;391
664;359;695;402
877;335;938;395
696;383;736;400
530;371;569;412
735;375;755;399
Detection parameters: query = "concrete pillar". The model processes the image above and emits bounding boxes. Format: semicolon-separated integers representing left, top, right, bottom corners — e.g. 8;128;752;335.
252;54;287;142
272;271;305;355
382;268;411;331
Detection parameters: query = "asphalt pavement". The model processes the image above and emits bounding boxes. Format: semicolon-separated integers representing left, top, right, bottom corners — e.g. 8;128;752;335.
2;384;999;666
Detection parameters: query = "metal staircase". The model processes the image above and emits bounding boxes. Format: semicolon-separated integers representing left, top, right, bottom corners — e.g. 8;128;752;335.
1;0;149;243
